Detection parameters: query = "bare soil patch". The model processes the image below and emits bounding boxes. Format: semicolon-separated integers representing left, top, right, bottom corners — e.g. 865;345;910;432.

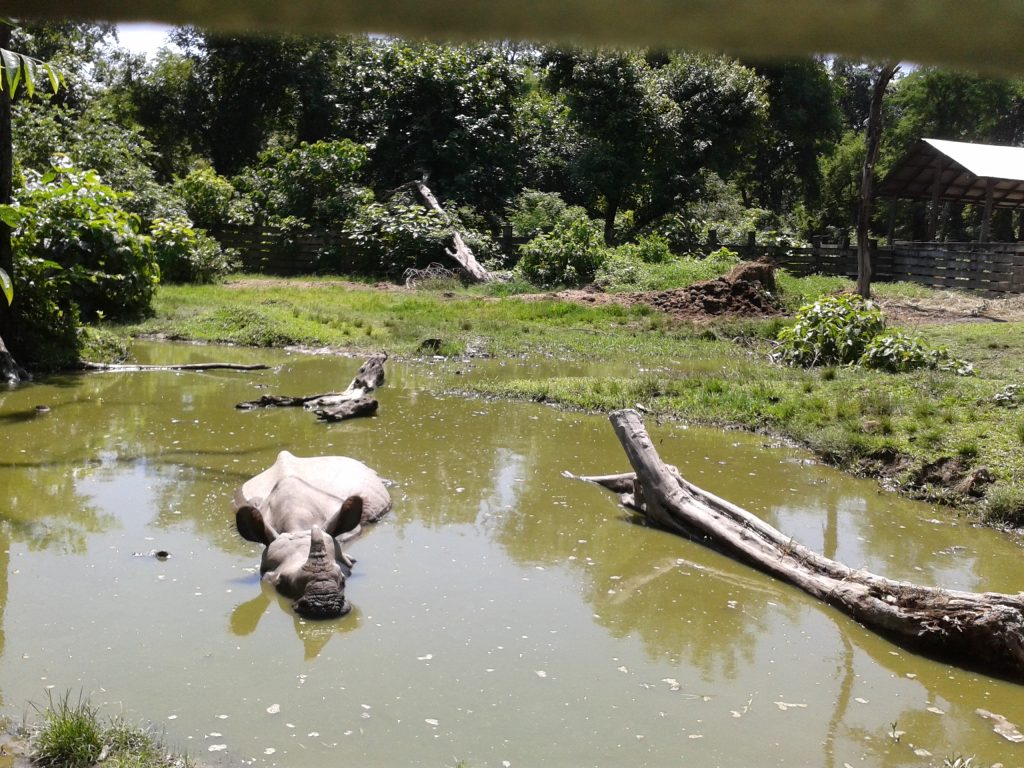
875;291;1024;326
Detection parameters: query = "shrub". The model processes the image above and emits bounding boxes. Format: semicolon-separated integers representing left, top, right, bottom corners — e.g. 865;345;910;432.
7;256;81;371
235;140;373;228
517;211;608;287
173;167;239;228
343;201;451;276
594;245;740;292
3;158;158;322
149;216;234;284
859;331;972;375
775;293;887;367
505;190;582;237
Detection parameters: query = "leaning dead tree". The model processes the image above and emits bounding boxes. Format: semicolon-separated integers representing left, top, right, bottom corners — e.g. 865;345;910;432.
236;352;386;422
413;180;492;283
572;409;1024;681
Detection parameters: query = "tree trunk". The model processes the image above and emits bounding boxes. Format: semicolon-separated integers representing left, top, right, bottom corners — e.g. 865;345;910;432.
413;181;491;283
603;196;619;246
573;409;1024;681
856;62;899;299
236;352;386;422
0;23;20;385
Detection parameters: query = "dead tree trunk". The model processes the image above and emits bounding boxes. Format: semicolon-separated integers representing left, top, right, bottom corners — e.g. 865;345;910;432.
236;352;386;422
413;181;492;283
856;62;899;299
573;409;1024;681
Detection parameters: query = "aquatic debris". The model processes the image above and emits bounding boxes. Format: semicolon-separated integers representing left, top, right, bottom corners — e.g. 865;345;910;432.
774;701;807;711
976;708;1024;743
266;704;281;714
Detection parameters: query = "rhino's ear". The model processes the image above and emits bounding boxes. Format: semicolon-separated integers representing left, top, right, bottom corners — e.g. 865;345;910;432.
236;504;278;546
326;496;363;538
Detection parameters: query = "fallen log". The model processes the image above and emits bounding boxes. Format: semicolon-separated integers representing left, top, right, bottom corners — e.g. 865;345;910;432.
81;361;270;372
573;408;1024;681
236;352;386;423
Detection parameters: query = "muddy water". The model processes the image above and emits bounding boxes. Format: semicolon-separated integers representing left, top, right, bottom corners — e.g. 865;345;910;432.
0;343;1022;767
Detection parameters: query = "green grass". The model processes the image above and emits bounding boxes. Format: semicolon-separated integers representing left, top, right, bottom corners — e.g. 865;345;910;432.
29;690;193;768
112;272;1024;521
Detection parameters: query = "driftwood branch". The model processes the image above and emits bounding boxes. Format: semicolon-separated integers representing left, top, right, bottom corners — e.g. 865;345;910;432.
413;180;492;283
236;352;386;422
574;408;1024;681
81;361;270;372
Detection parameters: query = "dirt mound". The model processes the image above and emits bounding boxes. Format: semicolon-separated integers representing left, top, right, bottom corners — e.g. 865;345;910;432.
635;260;781;320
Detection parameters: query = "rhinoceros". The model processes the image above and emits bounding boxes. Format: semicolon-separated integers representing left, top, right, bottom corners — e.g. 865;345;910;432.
233;451;392;619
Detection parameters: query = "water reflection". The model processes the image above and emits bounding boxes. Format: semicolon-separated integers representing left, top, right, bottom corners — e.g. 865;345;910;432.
230;580;361;660
0;345;1022;767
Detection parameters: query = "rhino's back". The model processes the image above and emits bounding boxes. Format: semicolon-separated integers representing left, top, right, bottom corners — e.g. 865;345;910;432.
235;451;392;524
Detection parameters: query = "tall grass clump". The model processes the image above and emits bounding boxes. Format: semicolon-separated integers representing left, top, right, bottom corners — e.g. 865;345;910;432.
29;690;192;768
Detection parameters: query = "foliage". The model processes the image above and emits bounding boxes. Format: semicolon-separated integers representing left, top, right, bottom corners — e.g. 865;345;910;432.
506;189;583;236
517;209;608;287
149;216;233;284
594;244;738;292
358;41;525;214
172;167;239;228
3;158;158;321
6;254;81;370
775;293;887;367
983;484;1024;527
343;200;451;276
859;331;972;375
234;139;372;228
30;690;192;768
543;48;766;243
13;100;181;222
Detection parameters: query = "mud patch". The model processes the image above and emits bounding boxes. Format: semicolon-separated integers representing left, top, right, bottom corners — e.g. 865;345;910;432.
633;261;781;321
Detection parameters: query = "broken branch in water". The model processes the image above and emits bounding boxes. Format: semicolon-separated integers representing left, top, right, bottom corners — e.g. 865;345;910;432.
236;352;386;422
81;361;270;372
571;408;1024;681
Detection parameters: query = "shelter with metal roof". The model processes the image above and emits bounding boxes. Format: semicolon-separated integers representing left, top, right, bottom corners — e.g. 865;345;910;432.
878;138;1024;241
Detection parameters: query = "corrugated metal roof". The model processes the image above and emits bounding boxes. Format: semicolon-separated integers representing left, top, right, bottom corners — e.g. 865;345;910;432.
877;138;1024;209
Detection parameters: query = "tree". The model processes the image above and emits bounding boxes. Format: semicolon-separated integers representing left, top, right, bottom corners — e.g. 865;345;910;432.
740;58;842;212
0;19;64;383
544;48;765;244
856;62;899;299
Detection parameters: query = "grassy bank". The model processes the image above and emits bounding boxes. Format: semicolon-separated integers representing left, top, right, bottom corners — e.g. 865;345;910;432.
17;691;193;768
114;274;1024;526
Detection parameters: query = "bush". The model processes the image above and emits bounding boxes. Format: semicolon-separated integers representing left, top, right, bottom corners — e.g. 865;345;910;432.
343;201;451;276
506;190;584;236
859;331;972;375
517;211;608;287
775;293;886;367
7;256;81;371
2;159;158;322
150;216;234;284
235;140;373;228
173;167;240;228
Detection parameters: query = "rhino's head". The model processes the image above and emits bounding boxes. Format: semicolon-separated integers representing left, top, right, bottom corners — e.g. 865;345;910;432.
236;496;364;620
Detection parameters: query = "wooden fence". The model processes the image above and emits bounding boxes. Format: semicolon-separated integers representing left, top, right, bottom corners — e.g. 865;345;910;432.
211;223;1024;295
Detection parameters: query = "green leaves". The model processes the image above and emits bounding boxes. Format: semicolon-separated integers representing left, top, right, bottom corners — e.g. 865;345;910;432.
0;267;12;307
0;46;63;97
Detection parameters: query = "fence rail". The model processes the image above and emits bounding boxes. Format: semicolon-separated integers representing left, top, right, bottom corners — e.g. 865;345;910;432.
210;223;1024;295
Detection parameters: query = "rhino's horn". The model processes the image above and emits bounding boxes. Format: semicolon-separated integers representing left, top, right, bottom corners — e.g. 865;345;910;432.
293;526;349;620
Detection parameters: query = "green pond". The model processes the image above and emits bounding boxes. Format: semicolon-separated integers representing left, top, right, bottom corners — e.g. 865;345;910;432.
0;342;1022;767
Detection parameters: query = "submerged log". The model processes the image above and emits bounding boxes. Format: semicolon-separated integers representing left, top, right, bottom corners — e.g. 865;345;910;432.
82;361;269;372
575;409;1024;681
236;352;386;423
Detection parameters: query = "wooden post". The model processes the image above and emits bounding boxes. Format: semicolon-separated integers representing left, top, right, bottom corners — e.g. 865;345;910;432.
980;178;996;243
